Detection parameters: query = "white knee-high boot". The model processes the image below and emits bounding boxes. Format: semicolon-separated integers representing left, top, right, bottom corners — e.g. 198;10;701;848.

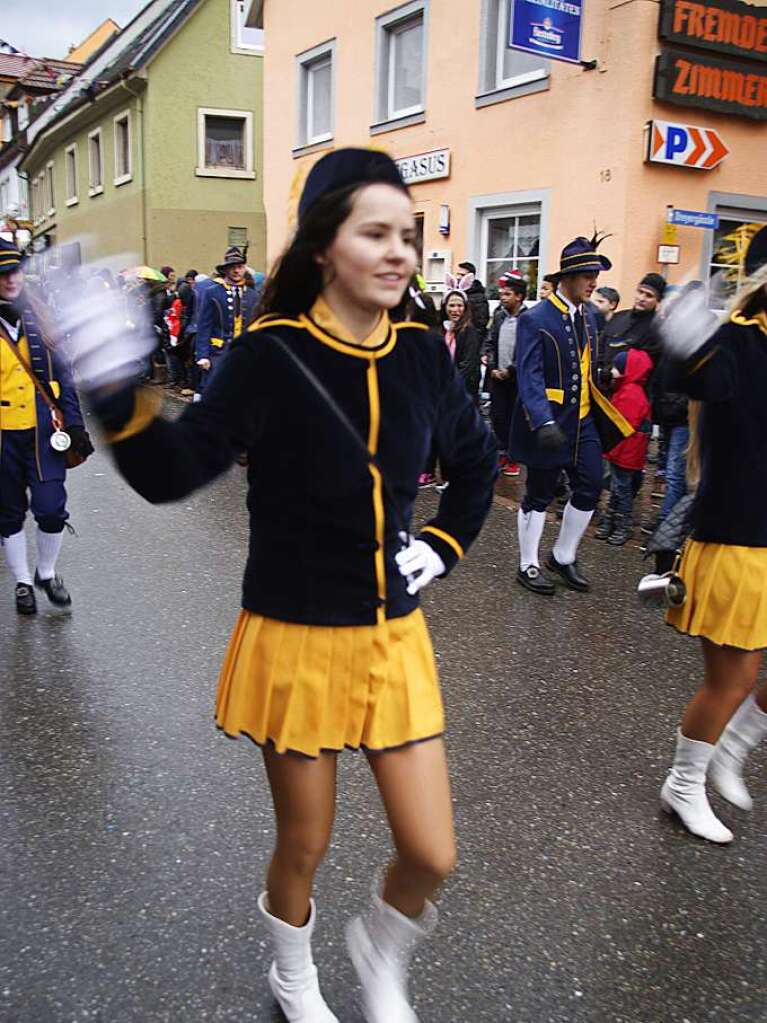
257;893;339;1023
346;881;438;1023
709;694;767;811
660;730;733;844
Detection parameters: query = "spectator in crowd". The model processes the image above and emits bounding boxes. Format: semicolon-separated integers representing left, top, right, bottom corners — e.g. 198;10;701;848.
538;273;558;301
591;286;620;323
457;260;490;333
440;287;482;399
596;348;653;545
604;273;665;367
483;269;527;477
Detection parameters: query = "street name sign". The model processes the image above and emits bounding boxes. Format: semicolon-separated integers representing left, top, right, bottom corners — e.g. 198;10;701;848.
647;119;730;169
668;209;721;228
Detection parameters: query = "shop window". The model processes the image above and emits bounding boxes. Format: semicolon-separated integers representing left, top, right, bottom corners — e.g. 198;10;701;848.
197;108;255;179
481;206;541;299
113;110;132;185
709;216;767;307
88;128;104;196
478;0;549;102
296;42;335;148
374;2;428;125
65;144;78;206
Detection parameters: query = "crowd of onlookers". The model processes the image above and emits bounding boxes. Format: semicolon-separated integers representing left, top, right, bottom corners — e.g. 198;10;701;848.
400;259;698;549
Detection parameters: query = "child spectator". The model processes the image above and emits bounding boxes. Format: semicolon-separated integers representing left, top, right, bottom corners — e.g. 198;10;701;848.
597;348;654;545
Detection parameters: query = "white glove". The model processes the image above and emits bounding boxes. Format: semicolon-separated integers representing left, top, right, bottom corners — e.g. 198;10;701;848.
660;281;721;361
55;254;156;390
395;538;446;596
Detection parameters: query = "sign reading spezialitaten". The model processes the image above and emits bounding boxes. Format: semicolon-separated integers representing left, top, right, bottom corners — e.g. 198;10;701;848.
509;0;584;65
654;46;767;119
395;149;451;185
659;0;767;63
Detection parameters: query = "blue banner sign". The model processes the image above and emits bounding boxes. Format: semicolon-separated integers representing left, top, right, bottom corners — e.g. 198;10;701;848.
509;0;584;65
669;209;720;229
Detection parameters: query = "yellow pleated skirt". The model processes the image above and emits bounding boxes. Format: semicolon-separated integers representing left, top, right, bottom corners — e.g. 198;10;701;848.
666;540;767;651
215;608;444;758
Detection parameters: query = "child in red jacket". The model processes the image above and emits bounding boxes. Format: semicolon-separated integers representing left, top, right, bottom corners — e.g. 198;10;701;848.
600;348;654;545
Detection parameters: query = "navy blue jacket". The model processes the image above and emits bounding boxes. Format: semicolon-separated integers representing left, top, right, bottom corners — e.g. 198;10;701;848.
0;291;84;482
195;278;261;362
509;293;632;468
668;311;767;547
96;314;498;626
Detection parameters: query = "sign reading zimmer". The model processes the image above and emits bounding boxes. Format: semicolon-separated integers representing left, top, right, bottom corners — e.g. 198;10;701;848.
395;150;451;185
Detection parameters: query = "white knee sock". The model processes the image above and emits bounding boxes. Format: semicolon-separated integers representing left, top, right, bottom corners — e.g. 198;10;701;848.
2;529;32;585
36;528;63;580
553;502;593;565
518;508;547;570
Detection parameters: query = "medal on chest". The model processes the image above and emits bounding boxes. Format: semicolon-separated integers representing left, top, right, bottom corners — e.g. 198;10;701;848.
50;408;71;452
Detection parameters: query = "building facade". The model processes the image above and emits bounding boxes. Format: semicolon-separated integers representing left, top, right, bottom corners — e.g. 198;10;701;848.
258;0;766;306
19;0;266;275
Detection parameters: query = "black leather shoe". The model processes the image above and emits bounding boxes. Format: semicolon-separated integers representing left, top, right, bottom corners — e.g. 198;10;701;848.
15;583;37;615
546;554;591;592
34;571;72;608
516;565;556;596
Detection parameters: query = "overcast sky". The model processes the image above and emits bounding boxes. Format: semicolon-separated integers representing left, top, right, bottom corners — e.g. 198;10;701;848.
1;0;150;60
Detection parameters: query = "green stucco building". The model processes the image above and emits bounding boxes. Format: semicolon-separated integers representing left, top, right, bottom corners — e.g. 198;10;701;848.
21;0;265;275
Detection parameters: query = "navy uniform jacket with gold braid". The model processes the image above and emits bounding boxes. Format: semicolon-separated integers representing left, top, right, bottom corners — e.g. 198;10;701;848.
96;309;498;626
667;310;767;548
0;293;84;482
509;292;633;469
194;278;261;363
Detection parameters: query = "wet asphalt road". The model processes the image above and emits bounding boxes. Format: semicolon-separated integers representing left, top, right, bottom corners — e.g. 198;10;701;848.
2;405;766;1023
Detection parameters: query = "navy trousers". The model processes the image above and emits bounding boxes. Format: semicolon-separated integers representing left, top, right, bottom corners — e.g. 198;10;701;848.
522;416;603;514
0;429;68;536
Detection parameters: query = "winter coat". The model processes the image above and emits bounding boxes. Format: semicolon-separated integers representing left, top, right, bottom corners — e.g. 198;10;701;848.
604;308;663;367
465;280;490;334
651;355;688;427
605;348;654;470
450;323;482;397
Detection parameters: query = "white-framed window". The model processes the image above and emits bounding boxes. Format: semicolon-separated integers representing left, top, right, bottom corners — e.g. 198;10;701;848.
374;2;428;125
65;143;78;206
468;191;550;303
478;0;549;99
113;110;132;185
705;194;767;309
45;161;55;216
296;41;335;148
88;128;104;196
196;107;255;179
231;0;264;54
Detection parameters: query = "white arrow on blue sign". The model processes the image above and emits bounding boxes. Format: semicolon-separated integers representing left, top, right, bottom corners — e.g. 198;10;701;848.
669;210;720;229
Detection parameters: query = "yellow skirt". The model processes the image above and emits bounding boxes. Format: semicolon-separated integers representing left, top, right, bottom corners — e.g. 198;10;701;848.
215;608;444;758
666;540;767;651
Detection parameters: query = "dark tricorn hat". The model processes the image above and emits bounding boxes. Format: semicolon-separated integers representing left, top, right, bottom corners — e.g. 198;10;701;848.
0;237;26;275
216;246;247;274
558;234;612;276
745;225;767;277
298;148;408;223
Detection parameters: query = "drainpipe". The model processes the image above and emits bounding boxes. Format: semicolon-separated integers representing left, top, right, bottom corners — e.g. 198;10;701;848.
119;74;148;264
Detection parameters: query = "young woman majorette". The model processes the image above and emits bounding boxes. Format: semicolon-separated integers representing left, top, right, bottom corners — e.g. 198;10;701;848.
58;149;497;1020
659;225;767;844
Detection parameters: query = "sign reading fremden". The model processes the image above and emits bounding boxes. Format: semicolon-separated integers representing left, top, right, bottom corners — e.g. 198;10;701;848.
654;46;767;119
509;0;583;65
395;149;451;185
659;0;767;63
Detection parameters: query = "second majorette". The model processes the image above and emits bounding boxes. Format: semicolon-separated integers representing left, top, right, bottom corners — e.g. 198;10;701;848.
509;235;633;596
59;148;497;1023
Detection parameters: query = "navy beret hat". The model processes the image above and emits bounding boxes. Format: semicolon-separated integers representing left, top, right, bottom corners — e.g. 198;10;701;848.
298;148;408;223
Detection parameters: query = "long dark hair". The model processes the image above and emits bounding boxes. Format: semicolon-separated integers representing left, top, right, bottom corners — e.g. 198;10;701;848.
440;290;471;333
259;180;409;318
